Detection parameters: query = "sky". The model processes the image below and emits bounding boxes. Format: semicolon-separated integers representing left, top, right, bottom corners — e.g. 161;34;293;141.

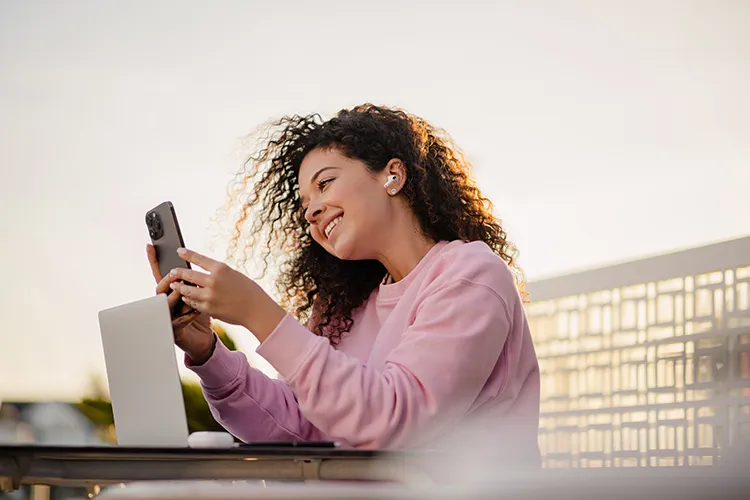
1;0;748;401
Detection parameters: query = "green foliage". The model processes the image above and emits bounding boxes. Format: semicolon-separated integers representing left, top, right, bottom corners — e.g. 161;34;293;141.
214;323;237;351
181;382;224;432
75;398;114;426
78;323;239;442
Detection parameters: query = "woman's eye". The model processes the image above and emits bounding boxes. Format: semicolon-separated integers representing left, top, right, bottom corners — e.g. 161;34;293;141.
317;178;333;190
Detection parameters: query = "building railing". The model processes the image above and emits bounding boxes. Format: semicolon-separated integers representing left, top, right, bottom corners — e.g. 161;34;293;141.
525;236;750;467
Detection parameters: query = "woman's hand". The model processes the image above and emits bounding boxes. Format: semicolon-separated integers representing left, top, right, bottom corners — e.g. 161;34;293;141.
168;247;287;343
147;244;216;364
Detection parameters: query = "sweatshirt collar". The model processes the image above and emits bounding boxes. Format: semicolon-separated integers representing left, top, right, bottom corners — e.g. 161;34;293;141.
376;240;449;302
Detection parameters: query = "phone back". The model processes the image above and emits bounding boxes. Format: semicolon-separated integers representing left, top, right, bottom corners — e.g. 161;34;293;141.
146;201;190;278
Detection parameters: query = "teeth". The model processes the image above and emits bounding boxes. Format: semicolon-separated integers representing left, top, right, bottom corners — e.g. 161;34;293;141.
324;216;342;238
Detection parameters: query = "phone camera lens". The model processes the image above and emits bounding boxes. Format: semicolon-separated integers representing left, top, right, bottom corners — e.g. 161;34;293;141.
147;211;164;239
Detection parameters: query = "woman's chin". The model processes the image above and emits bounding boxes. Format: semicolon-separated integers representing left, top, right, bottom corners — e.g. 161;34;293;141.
328;235;357;261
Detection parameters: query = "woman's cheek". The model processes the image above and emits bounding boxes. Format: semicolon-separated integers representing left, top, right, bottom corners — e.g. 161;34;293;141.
310;226;325;245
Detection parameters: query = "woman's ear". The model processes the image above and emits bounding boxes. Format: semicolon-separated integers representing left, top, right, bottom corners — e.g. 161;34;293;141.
384;158;407;192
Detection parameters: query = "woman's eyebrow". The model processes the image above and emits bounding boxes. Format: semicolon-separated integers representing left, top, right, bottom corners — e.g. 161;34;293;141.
309;166;340;185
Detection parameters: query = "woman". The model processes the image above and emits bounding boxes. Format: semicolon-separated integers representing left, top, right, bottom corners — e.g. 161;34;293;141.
146;104;540;462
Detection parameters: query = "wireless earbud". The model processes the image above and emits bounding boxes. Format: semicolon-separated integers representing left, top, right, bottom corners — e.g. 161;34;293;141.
384;175;399;195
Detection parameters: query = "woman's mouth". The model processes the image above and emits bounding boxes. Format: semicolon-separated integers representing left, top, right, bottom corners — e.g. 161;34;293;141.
324;215;343;239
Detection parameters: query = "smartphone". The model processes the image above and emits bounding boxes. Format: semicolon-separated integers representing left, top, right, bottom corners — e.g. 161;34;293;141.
146;201;192;315
146;201;191;278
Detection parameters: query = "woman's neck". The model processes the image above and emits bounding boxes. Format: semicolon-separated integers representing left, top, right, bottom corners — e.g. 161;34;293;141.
376;223;436;283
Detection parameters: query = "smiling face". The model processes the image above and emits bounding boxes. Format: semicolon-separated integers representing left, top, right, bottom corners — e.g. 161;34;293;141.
298;147;396;261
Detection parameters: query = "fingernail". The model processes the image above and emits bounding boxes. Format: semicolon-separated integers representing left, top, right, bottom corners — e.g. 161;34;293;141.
170;283;177;289
177;247;186;255
170;269;177;276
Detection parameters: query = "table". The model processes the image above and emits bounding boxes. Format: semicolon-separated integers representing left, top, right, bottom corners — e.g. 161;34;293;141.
2;445;750;500
0;444;425;492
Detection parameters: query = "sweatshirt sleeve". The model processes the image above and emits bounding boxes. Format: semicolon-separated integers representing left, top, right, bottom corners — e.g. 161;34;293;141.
256;279;512;449
185;337;333;443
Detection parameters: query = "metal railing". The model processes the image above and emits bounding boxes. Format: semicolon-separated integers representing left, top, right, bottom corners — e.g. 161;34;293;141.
525;236;750;467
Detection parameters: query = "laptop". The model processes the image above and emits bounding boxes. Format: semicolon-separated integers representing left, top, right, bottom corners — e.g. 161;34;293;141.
98;294;189;447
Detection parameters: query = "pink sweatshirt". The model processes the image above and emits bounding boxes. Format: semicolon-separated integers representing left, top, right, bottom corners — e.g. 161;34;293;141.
187;240;540;461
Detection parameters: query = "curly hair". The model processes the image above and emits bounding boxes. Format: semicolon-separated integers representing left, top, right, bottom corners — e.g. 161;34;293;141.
225;104;524;346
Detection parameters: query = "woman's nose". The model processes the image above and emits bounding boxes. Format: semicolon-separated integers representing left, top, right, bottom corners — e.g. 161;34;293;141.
305;203;324;224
